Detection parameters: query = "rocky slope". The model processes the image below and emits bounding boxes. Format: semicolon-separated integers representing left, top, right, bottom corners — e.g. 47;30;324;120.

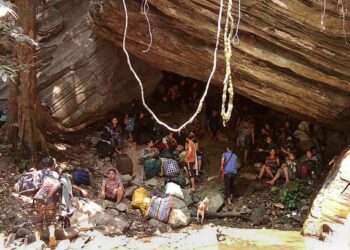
89;0;350;130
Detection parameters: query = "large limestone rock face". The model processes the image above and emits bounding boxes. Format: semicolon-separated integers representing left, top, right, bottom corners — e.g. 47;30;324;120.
89;0;350;130
0;0;161;128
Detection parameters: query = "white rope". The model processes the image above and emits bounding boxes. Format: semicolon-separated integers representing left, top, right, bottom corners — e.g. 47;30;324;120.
232;0;241;45
221;0;235;126
141;0;153;52
338;0;348;45
321;0;327;30
121;0;224;133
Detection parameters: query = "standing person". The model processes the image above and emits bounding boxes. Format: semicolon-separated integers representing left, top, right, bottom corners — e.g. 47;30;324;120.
107;117;123;151
185;135;197;192
237;116;255;164
220;146;239;205
207;110;221;139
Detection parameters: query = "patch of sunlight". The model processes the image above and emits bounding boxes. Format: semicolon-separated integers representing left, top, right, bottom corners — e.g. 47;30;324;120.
0;233;4;249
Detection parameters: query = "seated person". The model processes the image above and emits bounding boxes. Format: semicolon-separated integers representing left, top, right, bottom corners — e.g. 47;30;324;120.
280;136;295;160
141;139;159;160
98;169;124;203
299;149;319;176
267;152;299;185
173;144;185;162
261;123;274;139
254;136;278;170
143;151;161;179
257;148;280;179
162;132;177;151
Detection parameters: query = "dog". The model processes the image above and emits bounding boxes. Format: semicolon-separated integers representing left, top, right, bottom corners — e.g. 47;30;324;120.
197;197;210;223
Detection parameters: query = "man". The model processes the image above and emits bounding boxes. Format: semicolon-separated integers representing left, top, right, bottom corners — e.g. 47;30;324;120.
185;135;197;192
220;146;239;205
162;132;177;151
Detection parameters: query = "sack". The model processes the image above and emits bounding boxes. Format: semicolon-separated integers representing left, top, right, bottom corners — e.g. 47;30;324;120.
131;187;148;208
72;169;90;186
33;176;61;204
18;170;45;196
163;158;179;177
165;182;184;199
96;140;114;158
144;158;161;179
146;196;172;222
116;154;133;175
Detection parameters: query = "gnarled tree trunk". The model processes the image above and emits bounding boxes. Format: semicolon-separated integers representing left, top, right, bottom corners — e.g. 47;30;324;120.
16;0;47;158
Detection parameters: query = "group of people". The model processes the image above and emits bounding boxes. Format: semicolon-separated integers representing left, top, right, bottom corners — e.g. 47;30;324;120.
236;117;323;186
140;131;202;192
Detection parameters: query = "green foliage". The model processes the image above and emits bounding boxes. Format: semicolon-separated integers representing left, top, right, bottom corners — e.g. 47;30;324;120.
271;182;308;209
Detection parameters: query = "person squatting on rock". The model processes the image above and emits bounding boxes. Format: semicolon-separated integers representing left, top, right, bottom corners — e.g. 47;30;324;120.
220;146;239;205
98;169;125;203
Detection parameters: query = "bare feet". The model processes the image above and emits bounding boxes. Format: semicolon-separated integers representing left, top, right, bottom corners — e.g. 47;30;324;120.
266;180;275;185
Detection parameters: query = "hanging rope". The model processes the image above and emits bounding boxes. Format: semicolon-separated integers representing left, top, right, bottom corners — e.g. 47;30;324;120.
321;0;327;30
232;0;241;45
221;0;235;126
338;0;348;45
141;0;153;52
121;0;224;132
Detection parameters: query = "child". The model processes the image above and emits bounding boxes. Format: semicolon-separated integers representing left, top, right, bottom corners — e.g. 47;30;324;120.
98;169;124;203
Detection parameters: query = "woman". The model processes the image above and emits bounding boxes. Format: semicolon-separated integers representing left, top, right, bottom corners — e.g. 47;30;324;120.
258;148;280;179
237;116;255;164
99;169;124;203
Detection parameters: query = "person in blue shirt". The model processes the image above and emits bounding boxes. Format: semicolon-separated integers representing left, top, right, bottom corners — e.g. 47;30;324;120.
220;146;240;205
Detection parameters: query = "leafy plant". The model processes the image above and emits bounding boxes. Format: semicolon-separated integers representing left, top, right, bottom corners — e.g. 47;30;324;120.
271;182;307;209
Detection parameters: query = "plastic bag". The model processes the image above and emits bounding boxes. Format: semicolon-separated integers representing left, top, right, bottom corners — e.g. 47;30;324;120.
131;187;148;208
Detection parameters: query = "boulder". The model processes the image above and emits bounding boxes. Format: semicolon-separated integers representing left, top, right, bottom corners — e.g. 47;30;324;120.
16;228;30;238
115;203;128;213
250;205;266;225
145;178;158;188
182;189;194;207
125;185;138;198
90;211;129;234
171;196;187;210
120;174;133;183
200;189;225;213
115;154;133;175
149;219;172;233
168;209;191;228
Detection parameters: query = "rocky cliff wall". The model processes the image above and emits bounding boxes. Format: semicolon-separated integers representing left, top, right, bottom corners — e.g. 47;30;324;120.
0;0;162;128
89;0;350;130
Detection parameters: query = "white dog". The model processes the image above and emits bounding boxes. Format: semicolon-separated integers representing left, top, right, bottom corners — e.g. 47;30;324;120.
197;197;210;223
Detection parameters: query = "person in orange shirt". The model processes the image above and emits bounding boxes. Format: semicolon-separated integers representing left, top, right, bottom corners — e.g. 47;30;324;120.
185;135;197;192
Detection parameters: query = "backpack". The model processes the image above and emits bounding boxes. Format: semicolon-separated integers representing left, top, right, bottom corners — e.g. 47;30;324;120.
33;176;61;204
18;170;45;196
72;169;90;186
96;140;114;159
143;158;161;179
162;158;179;177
